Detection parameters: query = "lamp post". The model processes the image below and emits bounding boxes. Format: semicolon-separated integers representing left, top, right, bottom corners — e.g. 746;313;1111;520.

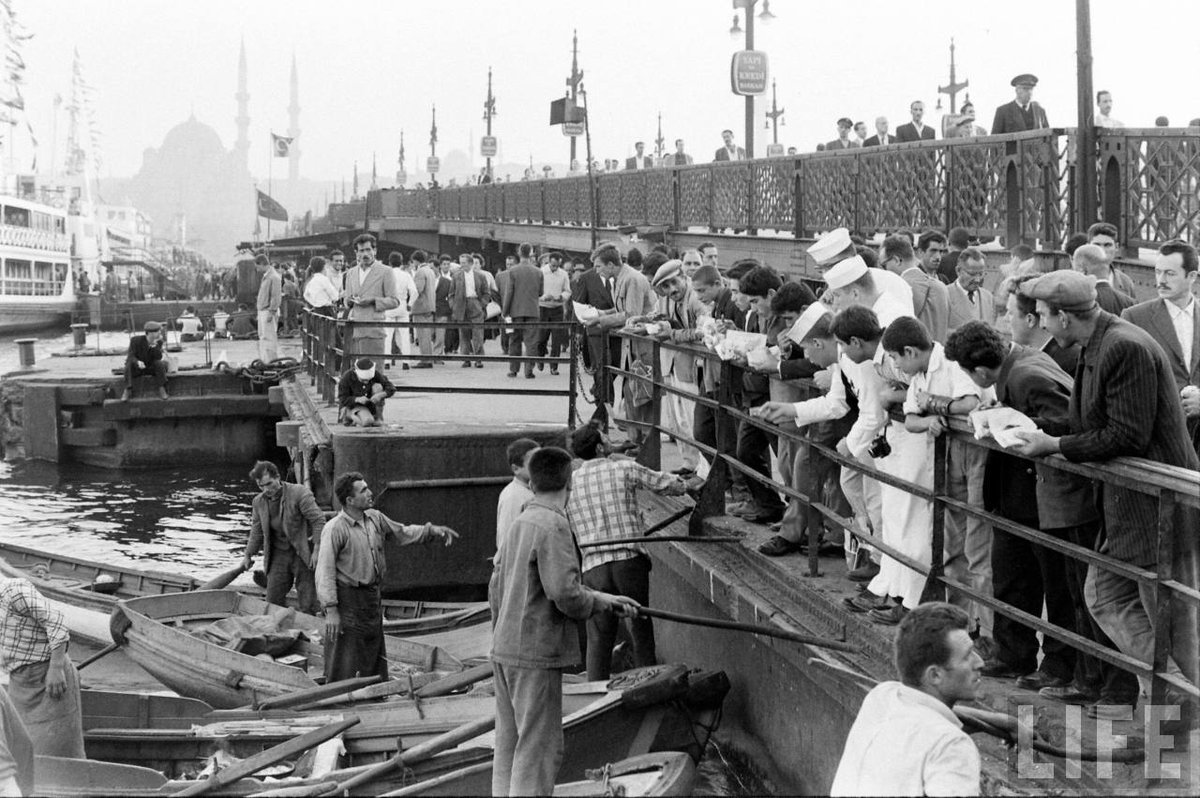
729;0;774;159
483;67;496;180
764;78;784;144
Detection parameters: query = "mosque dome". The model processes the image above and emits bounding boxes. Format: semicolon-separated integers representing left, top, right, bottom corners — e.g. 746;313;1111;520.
158;114;227;159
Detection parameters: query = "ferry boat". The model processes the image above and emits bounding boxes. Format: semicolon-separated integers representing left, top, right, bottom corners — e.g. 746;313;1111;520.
0;193;75;333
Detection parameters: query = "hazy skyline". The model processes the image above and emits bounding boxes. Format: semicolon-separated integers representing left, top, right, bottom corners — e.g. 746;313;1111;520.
11;0;1198;185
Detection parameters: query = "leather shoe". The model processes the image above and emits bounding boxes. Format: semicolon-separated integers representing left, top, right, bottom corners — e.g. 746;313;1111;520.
461;361;473;368
157;387;169;400
1016;671;1071;691
757;535;801;557
120;388;131;402
847;561;880;582
743;508;784;525
979;659;1023;679
725;501;756;517
1087;702;1134;720
844;593;891;613
869;604;908;625
1039;685;1101;704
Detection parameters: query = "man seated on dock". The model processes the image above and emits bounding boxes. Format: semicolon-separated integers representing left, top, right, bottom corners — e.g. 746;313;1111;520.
120;320;169;402
337;357;396;427
565;424;688;680
831;602;982;796
177;306;204;342
226;303;257;339
490;446;640;797
211;305;230;339
316;472;458;684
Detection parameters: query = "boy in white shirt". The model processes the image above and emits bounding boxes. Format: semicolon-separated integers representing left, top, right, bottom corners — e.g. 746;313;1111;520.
495;438;539;548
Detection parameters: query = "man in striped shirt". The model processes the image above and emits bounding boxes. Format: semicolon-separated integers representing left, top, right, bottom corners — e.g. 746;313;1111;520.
565;424;688;679
0;577;84;758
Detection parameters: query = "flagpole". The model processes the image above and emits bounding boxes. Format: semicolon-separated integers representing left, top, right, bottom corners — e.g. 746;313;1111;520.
267;131;273;241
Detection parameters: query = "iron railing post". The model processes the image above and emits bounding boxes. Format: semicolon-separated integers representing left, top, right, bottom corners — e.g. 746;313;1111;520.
920;432;949;604
1150;491;1178;709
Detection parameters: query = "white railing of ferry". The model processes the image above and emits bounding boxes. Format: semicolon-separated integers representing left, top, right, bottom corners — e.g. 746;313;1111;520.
0;224;71;253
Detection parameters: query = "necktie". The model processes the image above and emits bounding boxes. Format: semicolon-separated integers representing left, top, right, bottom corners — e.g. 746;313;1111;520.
968;289;977;304
607;277;616;300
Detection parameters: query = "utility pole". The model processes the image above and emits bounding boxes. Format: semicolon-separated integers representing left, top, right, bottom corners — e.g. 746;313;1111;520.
430;105;438;159
565;29;583;164
937;38;969;114
764;79;784;144
654;112;665;162
397;130;406;186
483;67;496;179
743;7;755;159
1075;0;1097;233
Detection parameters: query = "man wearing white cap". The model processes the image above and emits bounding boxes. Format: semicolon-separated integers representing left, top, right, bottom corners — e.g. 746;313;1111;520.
336;358;396;427
808;228;915;322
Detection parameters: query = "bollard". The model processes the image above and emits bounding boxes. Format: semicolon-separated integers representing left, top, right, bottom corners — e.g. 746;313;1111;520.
15;338;36;368
70;323;89;349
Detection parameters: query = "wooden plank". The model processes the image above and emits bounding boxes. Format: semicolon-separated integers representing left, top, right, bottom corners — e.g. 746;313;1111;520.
23;384;61;462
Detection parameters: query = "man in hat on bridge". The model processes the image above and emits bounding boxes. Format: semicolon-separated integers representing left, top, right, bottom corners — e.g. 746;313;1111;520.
991;74;1049;135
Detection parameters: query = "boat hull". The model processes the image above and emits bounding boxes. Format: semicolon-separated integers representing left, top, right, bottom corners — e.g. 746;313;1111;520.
111;590;462;709
0;298;75;334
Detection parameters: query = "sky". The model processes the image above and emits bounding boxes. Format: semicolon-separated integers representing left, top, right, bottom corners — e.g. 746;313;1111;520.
9;0;1199;186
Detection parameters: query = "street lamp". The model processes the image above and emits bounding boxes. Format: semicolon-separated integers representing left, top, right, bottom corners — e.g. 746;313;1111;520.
728;0;775;160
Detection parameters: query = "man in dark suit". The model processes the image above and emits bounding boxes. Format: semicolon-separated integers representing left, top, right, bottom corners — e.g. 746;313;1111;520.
1008;274;1080;375
625;141;653;170
863;116;894;147
502;243;544;378
946;322;1137;705
572;258;619;402
991;73;1049;135
121;320;168;401
895;101;935;142
666;138;693;166
1013;270;1199;725
1121;239;1200;455
713;129;746;161
241;460;326;614
448;255;493;368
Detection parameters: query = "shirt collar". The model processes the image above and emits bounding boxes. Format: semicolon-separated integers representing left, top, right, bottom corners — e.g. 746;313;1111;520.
891;682;963;728
1166;297;1196;320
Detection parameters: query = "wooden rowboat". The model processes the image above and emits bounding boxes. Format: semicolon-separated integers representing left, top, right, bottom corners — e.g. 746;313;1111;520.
109;590;464;708
0;541;487;645
383;751;698;797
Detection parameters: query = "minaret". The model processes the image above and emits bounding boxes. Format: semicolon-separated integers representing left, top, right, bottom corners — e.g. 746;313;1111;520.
234;38;250;168
287;53;300;182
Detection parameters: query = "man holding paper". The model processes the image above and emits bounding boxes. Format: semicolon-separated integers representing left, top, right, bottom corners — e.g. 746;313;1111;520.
943;321;1135;705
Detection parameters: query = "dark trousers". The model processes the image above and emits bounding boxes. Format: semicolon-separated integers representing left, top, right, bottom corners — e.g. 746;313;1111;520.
586;331;621;403
507;316;537;375
264;547;317;614
1059;521;1139;702
324;583;387;684
736;405;784;514
694;387;747;497
534;305;567;363
582;556;655;680
124;356;167;389
991;518;1077;679
457;299;485;358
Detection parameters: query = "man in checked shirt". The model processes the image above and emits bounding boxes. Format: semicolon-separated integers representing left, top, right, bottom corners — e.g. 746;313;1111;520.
0;575;84;759
566;424;689;679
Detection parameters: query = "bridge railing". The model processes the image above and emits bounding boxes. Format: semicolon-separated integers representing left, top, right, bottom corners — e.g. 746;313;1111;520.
373;127;1199;249
602;327;1200;707
300;309;580;429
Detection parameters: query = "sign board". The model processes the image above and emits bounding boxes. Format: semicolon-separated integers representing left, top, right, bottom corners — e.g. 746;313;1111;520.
426;157;440;174
766;143;785;157
563;122;586;137
730;50;769;96
480;136;498;157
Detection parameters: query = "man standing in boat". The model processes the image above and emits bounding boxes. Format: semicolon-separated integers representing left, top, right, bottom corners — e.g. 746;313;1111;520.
240;461;328;615
315;472;459;683
0;575;85;761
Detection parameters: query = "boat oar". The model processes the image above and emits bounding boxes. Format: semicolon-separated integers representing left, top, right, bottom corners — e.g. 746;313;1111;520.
254;675;382;710
283;714;497;796
636;606;860;654
578;535;742;549
175;716;360;796
198;563;249;591
415;661;494;698
76;642;120;671
641;504;694;536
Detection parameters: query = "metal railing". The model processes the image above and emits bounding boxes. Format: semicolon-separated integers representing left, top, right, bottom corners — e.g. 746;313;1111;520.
601;327;1200;708
372;127;1199;250
300;309;580;429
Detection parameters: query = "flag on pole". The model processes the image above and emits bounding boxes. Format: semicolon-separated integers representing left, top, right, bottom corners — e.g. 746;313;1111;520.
271;133;294;157
256;189;288;222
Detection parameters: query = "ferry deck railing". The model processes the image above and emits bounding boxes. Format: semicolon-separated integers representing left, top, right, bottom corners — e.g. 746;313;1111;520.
374;127;1199;251
601;327;1200;709
301;308;580;429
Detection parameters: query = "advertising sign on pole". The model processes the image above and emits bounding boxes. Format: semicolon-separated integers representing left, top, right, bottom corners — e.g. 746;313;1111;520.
480;136;498;157
426;157;440;174
730;51;769;96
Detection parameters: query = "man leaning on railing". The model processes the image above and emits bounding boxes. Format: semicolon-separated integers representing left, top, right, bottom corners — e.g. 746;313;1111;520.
1010;270;1199;734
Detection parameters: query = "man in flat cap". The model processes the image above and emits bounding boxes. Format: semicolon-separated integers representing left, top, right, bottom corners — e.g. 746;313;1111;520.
121;321;169;401
992;74;1049;135
1011;269;1199;730
827;118;858;151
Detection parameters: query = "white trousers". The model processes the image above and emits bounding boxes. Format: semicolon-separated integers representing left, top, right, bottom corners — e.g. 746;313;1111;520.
868;421;934;608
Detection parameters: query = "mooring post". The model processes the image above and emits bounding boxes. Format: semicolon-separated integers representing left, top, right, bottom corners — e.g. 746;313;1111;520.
15;339;36;368
70;323;89;350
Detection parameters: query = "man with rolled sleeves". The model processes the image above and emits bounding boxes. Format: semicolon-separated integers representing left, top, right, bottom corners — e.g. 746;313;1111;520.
1011;270;1199;728
991;74;1049;135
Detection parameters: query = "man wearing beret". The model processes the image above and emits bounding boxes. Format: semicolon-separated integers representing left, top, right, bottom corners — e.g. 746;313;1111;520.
121;321;169;401
1011;270;1199;728
991;74;1049;135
